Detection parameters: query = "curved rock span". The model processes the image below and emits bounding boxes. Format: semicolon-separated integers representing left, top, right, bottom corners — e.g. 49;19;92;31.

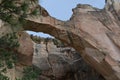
23;0;120;80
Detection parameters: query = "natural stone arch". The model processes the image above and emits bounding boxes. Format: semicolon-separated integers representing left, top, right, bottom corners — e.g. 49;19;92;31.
23;0;120;80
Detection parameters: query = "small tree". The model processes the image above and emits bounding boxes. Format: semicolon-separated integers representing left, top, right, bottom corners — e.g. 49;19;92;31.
0;0;39;28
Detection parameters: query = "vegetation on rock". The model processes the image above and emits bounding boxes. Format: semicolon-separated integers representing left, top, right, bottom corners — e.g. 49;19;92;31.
0;33;19;80
0;0;42;79
16;66;41;80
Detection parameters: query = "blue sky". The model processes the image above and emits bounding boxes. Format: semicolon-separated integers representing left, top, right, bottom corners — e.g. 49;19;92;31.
27;0;105;37
40;0;105;20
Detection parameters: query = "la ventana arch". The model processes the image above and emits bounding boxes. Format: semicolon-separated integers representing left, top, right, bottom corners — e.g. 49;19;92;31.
23;1;120;80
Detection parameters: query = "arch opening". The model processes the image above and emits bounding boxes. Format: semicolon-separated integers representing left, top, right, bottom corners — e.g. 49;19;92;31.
26;31;54;38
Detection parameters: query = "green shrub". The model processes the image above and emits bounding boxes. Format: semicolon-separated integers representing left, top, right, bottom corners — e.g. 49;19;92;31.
0;33;19;79
16;66;41;80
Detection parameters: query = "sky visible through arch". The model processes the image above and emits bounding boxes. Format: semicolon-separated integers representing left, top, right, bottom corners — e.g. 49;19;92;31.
27;0;105;37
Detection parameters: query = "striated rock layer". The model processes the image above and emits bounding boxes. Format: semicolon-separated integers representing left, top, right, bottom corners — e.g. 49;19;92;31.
23;0;120;80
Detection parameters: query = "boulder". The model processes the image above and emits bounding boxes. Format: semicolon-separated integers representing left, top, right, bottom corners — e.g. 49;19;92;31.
17;31;34;66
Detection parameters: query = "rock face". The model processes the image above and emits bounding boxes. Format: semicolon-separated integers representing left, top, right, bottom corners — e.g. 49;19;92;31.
17;31;34;66
0;20;12;37
23;0;120;80
33;40;105;80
